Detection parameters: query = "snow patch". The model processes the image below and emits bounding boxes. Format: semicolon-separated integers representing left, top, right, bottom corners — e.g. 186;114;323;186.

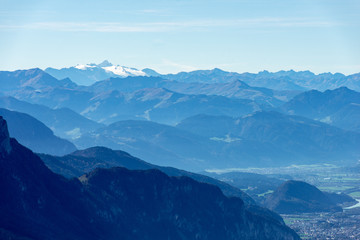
210;134;241;143
174;96;190;104
81;101;100;114
74;62;146;78
103;65;146;77
65;128;81;139
320;116;332;124
136;109;151;120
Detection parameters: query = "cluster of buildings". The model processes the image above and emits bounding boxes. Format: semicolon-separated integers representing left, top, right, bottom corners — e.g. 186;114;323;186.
283;210;360;239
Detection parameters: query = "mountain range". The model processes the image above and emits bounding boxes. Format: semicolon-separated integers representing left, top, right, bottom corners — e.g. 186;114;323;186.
159;80;296;107
2;61;360;239
176;111;360;167
0;116;300;240
155;68;360;92
73;111;360;171
0;66;359;170
2;69;270;125
0;68;73;92
81;87;266;125
279;87;360;132
3;104;357;172
45;61;360;91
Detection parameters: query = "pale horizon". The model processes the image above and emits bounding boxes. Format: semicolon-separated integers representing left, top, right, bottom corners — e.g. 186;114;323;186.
1;0;359;75
1;59;359;76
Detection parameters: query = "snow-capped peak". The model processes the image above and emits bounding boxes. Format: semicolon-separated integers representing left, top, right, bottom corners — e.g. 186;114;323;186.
47;61;153;85
74;61;146;77
103;65;146;77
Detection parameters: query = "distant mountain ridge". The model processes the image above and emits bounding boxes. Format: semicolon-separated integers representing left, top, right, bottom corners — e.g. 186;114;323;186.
44;61;359;91
143;68;360;91
1;68;273;126
86;76;290;107
74;119;218;170
74;112;360;171
82;87;266;125
279;87;360;132
160;79;296;107
176;111;360;167
0;68;76;92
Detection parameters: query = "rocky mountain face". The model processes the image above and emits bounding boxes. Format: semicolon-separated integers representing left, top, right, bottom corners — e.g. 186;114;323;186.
0;118;300;240
279;87;360;132
265;180;343;214
0;109;76;156
0;116;11;156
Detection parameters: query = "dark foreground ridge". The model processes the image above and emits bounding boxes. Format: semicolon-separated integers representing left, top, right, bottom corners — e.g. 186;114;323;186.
39;146;256;204
40;146;288;224
0;116;300;240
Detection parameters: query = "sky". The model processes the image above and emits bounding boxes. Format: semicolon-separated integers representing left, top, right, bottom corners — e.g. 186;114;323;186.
0;0;359;74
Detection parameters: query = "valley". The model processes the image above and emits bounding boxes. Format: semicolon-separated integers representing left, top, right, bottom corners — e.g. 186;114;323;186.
205;164;360;239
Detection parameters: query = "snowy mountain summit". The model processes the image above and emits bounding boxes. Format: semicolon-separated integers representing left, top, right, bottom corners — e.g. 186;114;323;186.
45;60;147;86
74;60;146;77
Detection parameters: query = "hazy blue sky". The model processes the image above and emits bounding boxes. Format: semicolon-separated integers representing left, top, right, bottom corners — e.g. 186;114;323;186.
1;0;359;74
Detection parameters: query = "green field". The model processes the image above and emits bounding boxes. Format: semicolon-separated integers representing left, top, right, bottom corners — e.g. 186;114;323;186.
318;186;354;192
349;192;360;198
257;190;274;197
283;216;312;225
